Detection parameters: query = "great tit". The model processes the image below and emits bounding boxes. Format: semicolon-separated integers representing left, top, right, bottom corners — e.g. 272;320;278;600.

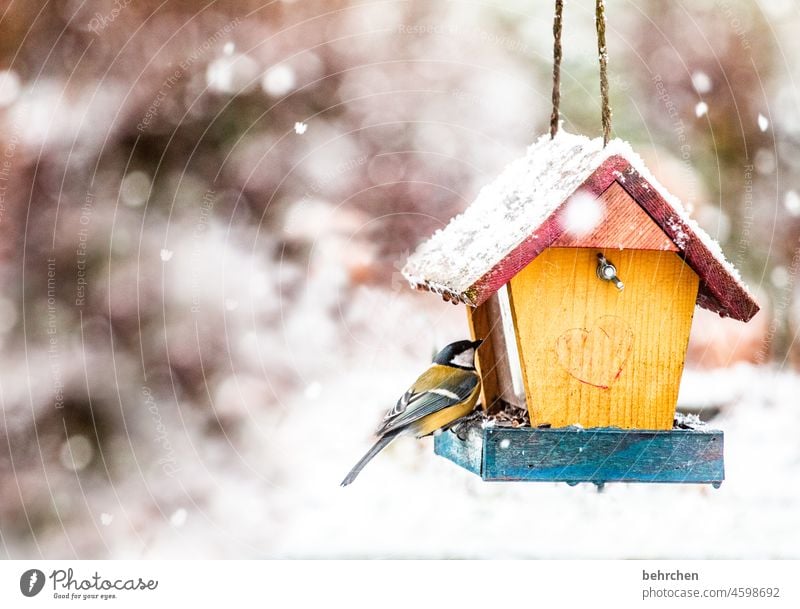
341;339;483;486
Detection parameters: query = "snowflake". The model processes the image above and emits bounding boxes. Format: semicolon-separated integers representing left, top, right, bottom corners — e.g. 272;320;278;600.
561;190;604;237
391;249;411;293
695;102;708;118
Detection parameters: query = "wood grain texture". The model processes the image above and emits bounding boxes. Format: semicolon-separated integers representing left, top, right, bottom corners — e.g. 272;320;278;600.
470;292;525;410
489;291;527;409
435;424;484;476
467;156;629;307
508;247;699;430
434;424;725;484
466;303;500;412
552;182;677;251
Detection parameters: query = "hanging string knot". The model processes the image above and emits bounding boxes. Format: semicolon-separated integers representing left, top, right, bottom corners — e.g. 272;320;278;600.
549;0;612;146
549;0;563;140
595;0;612;146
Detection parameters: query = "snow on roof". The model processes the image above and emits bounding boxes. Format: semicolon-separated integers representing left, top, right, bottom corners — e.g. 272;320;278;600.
402;130;758;321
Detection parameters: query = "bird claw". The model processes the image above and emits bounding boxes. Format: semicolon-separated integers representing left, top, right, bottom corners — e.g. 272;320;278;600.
445;408;483;441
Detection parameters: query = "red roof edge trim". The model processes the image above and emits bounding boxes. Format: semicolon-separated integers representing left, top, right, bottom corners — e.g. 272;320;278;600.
469;156;629;306
616;163;759;322
466;155;758;322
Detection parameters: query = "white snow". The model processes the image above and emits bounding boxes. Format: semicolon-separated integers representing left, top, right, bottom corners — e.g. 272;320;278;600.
160;248;173;261
9;284;796;559
294;121;308;135
666;215;689;250
755;148;776;175
0;297;17;333
695;101;708;118
0;69;21;107
672;411;706;430
263;355;800;559
499;438;511;449
262;64;297;97
59;435;94;471
758;113;770;132
691;70;712;94
169;508;188;528
770;266;789;289
402;130;752;306
206;53;260;95
100;513;114;526
784;190;800;216
121;170;150;207
304;381;322;400
561;190;604;237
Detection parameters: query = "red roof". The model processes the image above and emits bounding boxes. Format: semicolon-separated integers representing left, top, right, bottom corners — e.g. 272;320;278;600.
403;133;758;322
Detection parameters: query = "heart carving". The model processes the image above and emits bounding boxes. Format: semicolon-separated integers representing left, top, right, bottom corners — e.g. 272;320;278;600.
555;315;633;389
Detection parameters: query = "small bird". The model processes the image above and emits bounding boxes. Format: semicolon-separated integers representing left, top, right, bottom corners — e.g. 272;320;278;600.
341;339;483;486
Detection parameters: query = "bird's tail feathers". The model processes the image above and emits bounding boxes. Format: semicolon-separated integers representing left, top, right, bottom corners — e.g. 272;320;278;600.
340;432;399;487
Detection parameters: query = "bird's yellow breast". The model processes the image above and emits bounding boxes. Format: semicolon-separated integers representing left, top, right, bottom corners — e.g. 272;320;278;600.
410;364;468;392
411;380;481;437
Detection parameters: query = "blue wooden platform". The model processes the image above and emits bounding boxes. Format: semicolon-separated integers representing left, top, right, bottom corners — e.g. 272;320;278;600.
434;423;724;486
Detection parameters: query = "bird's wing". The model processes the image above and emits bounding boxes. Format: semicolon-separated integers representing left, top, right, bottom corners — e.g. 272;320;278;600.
378;366;479;435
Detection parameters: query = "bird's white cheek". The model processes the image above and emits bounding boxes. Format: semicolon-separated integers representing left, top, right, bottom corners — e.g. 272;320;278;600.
451;348;474;368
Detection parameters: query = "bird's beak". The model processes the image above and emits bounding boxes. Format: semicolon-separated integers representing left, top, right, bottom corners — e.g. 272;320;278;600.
472;339;484;349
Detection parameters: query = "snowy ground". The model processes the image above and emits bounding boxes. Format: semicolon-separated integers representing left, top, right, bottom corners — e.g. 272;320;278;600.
5;284;797;559
256;360;800;559
2;0;797;562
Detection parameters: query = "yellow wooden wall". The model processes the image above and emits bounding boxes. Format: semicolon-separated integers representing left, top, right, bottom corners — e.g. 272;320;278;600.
507;248;699;430
466;300;500;412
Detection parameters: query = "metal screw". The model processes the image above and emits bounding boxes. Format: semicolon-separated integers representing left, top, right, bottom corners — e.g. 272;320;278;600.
596;253;624;290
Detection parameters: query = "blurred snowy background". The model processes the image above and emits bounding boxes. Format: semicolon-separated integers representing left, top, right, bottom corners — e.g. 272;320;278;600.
0;0;798;558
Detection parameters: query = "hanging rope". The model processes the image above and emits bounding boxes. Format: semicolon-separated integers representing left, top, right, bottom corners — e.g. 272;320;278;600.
549;0;563;139
595;0;612;146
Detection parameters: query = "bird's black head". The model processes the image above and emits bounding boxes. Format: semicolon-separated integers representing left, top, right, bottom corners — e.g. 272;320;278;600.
433;339;483;369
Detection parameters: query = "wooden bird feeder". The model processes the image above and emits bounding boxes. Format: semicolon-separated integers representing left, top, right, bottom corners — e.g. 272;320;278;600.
402;131;759;487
